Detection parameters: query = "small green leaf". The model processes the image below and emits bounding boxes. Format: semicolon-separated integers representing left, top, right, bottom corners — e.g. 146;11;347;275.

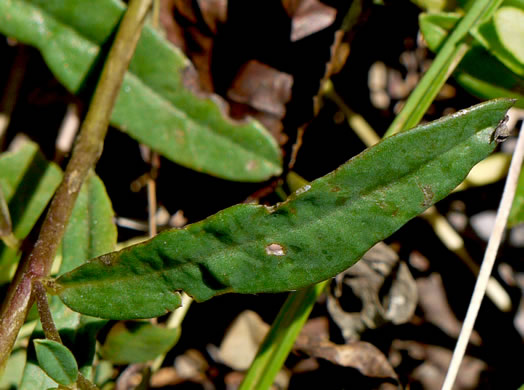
508;168;524;227
100;321;180;364
493;6;524;69
410;0;450;12
33;339;78;386
55;99;513;320
0;0;282;181
0;141;62;282
419;12;462;50
472;7;524;77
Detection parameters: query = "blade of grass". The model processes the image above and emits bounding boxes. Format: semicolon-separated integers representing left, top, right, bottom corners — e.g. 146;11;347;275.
0;0;152;374
384;0;504;137
239;280;328;390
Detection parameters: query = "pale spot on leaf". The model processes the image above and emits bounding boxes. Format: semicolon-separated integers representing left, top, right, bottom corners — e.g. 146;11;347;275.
265;243;285;256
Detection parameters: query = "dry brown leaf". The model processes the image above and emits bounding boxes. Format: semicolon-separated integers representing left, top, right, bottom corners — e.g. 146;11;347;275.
227;60;293;143
282;0;337;41
392;340;487;390
213;310;269;371
417;273;482;344
151;367;183;387
327;242;417;341
160;2;291;144
160;0;186;48
197;0;227;34
227;60;293;118
295;319;397;380
294;317;397;380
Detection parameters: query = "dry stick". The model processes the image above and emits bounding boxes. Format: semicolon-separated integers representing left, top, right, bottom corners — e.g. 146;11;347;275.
0;44;29;149
442;121;524;390
147;154;160;238
55;103;82;164
0;0;153;373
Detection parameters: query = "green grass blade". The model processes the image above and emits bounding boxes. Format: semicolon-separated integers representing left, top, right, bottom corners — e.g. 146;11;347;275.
238;281;328;390
384;0;504;137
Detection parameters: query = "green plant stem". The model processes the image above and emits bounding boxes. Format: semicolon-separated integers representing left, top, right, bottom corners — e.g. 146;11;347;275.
0;0;152;374
34;280;99;390
384;0;504;137
33;281;61;343
239;281;328;390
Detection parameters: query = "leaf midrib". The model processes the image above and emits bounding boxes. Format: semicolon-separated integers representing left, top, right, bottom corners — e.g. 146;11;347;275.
60;128;487;293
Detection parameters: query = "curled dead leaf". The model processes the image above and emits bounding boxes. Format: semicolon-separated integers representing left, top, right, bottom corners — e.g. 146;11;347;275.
282;0;337;41
327;242;417;341
227;60;293;144
295;318;397;380
213;310;269;371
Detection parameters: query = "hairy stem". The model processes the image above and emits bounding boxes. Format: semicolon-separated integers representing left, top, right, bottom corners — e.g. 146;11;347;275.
0;0;152;373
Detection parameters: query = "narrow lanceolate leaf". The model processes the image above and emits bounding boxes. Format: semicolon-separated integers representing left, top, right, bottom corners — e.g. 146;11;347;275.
0;0;282;182
55;100;514;320
100;321;180;364
33;339;78;386
21;174;116;388
0;141;62;282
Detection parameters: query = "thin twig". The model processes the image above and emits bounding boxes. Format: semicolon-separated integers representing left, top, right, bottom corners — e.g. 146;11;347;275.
147;153;159;238
0;45;28;150
442;120;524;390
0;0;153;373
55;103;82;164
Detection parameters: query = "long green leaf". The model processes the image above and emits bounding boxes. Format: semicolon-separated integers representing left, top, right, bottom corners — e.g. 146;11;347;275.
54;99;513;320
0;141;62;283
0;0;282;182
